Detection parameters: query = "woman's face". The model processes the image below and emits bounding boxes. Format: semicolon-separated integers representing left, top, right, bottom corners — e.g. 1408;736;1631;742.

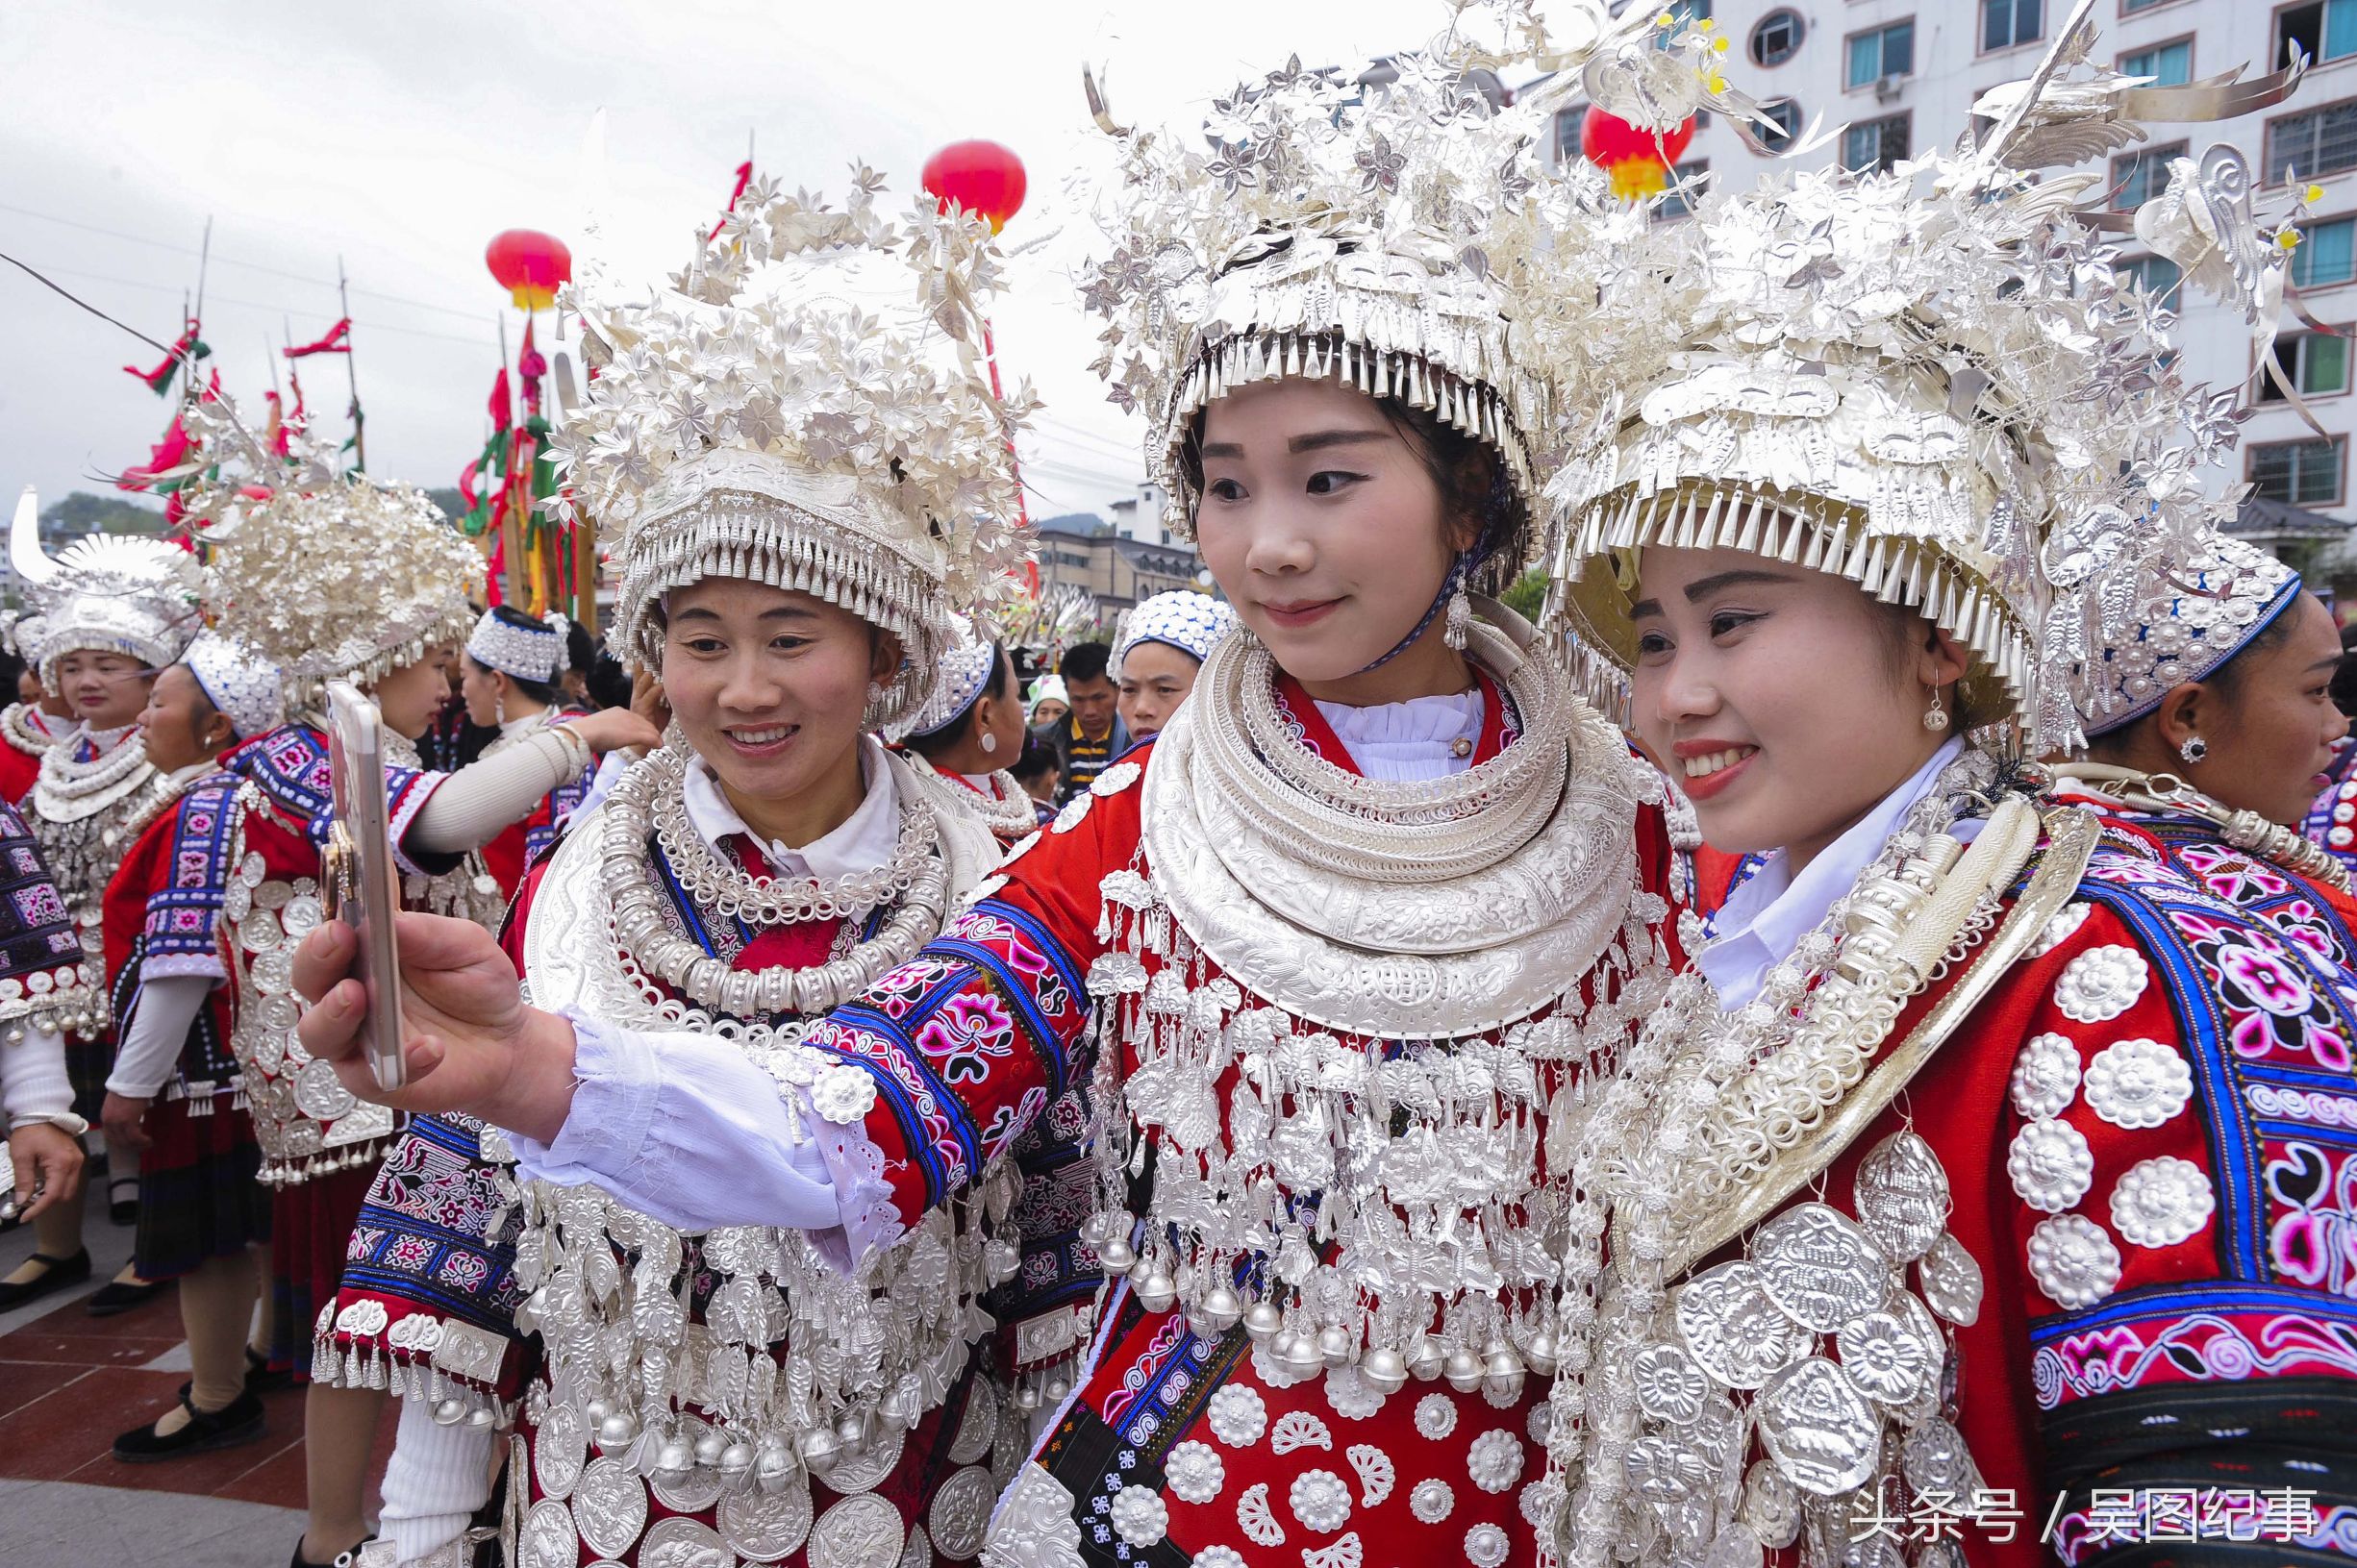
56;651;156;730
16;668;43;707
660;578;890;809
1192;377;1463;687
458;652;505;729
1630;546;1963;871
369;648;453;741
2194;591;2347;827
1116;641;1202;742
138;664;228;775
1030;698;1067;730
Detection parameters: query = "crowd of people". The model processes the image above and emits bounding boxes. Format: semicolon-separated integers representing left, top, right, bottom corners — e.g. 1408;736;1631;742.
1;3;2353;1566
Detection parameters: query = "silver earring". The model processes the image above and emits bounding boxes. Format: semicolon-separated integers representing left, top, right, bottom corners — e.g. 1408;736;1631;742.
494;691;506;727
980;730;999;755
861;679;890;732
1442;584;1472;652
2180;734;2208;764
1921;685;1949;733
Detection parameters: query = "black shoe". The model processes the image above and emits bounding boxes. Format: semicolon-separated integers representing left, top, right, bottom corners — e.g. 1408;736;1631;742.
108;1176;138;1227
0;1248;90;1309
111;1386;265;1462
245;1345;292;1393
289;1534;373;1568
85;1272;170;1317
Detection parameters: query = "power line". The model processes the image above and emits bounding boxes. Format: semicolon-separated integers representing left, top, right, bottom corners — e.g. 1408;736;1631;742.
0;198;500;323
18;259;495;351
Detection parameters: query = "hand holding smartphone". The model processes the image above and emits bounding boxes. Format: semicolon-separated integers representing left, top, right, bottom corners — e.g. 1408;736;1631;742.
323;680;408;1091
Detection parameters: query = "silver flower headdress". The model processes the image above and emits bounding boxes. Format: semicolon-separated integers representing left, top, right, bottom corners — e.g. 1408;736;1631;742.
9;487;202;683
551;167;1036;731
1111;589;1239;674
175;411;484;712
2076;528;2300;738
1077;0;1761;577
183;630;288;741
466;609;568;686
1542;0;2313;753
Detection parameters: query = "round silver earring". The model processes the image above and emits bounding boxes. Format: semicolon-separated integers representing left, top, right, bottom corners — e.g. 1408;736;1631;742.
2180;734;2208;764
980;730;999;755
1921;685;1949;733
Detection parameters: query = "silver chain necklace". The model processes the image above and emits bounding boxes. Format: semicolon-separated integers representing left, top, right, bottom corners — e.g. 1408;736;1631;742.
600;746;950;1021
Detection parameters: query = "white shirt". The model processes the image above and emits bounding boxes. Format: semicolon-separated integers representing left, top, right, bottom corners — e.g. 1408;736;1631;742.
1698;737;1970;1010
1313;689;1484;784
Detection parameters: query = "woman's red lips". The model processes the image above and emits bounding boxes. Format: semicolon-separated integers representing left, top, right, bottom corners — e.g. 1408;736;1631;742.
1261;597;1342;629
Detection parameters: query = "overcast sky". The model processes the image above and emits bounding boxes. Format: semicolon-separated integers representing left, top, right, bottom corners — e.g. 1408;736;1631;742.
1;0;1444;528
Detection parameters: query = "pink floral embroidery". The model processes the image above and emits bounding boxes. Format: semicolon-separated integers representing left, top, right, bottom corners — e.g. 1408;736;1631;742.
915;991;1017;1084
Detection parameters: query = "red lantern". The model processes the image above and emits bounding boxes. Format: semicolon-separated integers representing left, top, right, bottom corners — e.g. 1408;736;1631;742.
486;229;573;311
921;140;1028;235
1579;108;1697;200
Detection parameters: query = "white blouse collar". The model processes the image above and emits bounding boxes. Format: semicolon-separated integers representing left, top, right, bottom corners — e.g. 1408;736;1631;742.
1311;688;1485;784
680;734;899;883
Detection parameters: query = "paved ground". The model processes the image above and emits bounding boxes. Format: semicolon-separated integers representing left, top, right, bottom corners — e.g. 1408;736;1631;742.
0;1158;396;1568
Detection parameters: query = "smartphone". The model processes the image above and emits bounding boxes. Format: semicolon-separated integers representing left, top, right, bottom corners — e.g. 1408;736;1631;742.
324;680;408;1090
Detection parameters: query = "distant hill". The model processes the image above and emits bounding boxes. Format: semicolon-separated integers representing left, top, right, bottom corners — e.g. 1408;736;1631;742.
39;491;166;537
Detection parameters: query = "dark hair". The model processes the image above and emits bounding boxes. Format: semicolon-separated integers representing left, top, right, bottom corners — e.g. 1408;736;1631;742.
0;646;25;700
1172;375;1527;595
564;617;597;679
586;651;633;711
475;605;566;706
2332;619;2357;715
1012;733;1059;784
1061;641;1113;686
907;644;1016;763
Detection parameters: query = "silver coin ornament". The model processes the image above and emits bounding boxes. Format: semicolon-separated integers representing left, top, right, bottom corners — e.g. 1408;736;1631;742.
1675;1262;1811;1390
1852;1132;1950;1263
571;1457;650;1561
720;1479;815;1562
809;1493;907;1568
1916;1232;1984;1327
637;1515;732;1568
1751;1205;1889;1333
1755;1357;1881;1497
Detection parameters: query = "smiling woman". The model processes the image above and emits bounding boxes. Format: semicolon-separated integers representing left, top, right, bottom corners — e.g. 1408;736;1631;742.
1534;31;2357;1562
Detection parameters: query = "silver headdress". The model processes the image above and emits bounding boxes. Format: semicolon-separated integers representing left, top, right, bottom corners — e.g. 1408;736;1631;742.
2076;529;2301;738
1110;589;1239;674
886;622;1001;744
9;486;202;683
465;608;567;685
174;413;484;711
183;630;288;741
1542;0;2314;752
552;167;1036;731
991;582;1101;659
1078;0;1759;575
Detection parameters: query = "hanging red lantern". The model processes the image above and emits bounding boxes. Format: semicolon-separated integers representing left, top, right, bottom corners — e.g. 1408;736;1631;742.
485;229;573;311
921;140;1028;235
1579;108;1696;200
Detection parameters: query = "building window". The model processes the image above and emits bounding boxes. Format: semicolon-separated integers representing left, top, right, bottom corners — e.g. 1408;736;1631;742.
1655;160;1712;220
1755;98;1803;153
1982;0;2043;50
2268;99;2357;182
2280;0;2357;68
1847;20;1915;87
2119;37;2192;85
2116;253;2183;303
2250;436;2346;505
2110;140;2188;209
2121;0;2175;12
2294;215;2357;287
1657;0;1710;47
1749;9;1805;64
1843;113;1911;173
2261;330;2352;399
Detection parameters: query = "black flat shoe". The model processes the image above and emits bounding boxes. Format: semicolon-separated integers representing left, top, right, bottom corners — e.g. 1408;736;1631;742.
112;1386;265;1462
85;1272;170;1317
289;1533;373;1568
0;1248;90;1309
246;1344;292;1393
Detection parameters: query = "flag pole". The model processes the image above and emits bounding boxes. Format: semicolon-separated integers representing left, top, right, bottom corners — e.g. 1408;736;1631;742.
338;256;365;471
